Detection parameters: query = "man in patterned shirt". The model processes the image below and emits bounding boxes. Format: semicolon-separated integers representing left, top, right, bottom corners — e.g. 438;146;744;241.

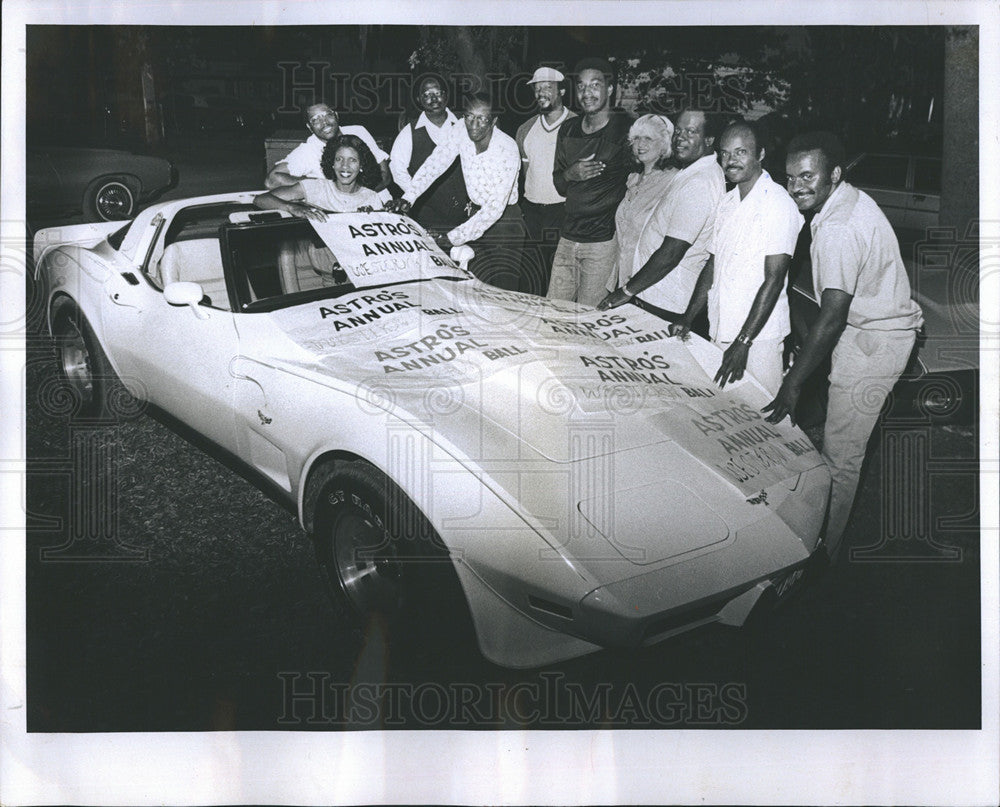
389;93;524;290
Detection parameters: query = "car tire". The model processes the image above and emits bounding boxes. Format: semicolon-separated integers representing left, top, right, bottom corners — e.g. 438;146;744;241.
83;176;137;222
51;304;134;421
311;459;473;661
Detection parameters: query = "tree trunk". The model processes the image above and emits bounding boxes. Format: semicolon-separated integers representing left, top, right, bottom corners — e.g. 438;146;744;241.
112;29;162;147
448;27;488;93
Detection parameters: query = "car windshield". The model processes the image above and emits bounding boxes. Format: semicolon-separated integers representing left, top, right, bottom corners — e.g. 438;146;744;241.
222;213;468;313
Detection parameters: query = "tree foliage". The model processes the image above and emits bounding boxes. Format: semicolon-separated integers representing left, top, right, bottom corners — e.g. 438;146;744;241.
409;26;528;90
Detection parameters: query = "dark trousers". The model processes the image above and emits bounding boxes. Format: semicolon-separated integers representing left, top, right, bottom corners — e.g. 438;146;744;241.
468;203;526;292
518;199;565;296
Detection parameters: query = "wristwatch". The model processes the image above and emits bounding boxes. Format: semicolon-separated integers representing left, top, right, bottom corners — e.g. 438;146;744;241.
621;281;636;297
735;333;753;347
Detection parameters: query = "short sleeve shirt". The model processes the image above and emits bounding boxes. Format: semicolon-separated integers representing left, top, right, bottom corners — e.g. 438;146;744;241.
636;153;725;314
300;180;382;212
811;182;923;331
612;168;678;288
282;129;390;205
708;170;803;342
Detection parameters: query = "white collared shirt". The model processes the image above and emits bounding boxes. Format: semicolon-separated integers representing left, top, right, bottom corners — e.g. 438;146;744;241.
634;153;725;314
281;126;389;176
280;127;391;203
402;124;520;246
707;170;803;342
810;181;924;331
389;109;460;194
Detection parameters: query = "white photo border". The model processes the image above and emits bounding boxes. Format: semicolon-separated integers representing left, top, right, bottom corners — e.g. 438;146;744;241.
2;1;997;804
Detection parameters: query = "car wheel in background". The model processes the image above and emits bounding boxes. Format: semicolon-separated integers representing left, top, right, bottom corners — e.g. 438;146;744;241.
882;369;976;426
51;305;133;420
310;459;473;660
83;176;137;222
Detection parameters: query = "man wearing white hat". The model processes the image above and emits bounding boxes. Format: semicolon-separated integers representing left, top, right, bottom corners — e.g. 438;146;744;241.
515;66;576;296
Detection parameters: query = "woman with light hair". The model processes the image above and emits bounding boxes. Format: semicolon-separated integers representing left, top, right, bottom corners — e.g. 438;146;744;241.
608;113;679;301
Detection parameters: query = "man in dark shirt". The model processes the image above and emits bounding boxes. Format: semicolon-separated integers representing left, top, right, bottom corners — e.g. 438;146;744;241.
546;57;633;306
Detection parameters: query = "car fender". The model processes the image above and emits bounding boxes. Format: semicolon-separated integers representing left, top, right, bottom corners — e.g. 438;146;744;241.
291;404;605;656
40;242;137;386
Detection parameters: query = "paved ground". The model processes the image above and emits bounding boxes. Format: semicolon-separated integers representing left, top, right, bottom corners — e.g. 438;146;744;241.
22;132;983;732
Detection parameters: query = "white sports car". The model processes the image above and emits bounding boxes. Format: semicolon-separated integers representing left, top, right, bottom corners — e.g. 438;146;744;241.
33;192;830;669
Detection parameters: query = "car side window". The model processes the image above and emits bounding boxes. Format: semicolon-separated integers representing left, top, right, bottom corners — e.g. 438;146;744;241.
848;155;908;190
157;237;231;310
912;158;942;195
144;203;260;307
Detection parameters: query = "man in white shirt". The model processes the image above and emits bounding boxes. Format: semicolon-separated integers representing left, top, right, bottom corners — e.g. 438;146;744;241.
671;120;803;396
389;77;468;232
388;93;524;290
597;108;724;321
515;66;576;296
266;103;391;201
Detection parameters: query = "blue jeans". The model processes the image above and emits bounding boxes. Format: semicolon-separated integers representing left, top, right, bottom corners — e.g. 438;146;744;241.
546;237;617;307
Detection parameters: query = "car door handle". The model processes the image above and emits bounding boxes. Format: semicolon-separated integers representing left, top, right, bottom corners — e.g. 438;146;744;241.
107;289;141;310
912;194;927;201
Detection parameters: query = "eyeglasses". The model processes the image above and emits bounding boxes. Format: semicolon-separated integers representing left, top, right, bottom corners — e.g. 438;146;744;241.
421;90;443;100
463;113;493;125
308;111;338;124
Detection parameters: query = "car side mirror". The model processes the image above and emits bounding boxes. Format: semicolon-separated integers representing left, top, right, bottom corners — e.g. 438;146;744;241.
164;281;209;319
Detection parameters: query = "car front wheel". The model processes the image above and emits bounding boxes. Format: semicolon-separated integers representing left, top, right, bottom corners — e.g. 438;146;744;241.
83;176;137;221
311;459;473;660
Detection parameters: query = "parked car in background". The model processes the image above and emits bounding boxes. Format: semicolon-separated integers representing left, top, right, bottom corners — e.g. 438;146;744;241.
844;152;941;231
33;193;831;668
162;93;276;135
27;145;177;222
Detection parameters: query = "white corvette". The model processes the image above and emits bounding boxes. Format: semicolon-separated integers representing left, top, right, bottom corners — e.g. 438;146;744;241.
34;192;830;668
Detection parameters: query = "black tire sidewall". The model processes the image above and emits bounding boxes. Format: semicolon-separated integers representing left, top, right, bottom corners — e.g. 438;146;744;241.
312;461;468;647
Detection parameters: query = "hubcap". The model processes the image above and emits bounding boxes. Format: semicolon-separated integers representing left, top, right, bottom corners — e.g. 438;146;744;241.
59;320;94;403
96;182;134;220
331;510;403;616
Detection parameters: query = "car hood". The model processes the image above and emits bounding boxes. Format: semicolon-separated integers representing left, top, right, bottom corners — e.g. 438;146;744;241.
258;280;824;498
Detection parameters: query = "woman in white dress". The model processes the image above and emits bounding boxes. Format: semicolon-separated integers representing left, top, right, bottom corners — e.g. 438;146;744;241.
254;134;383;219
607;114;678;298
